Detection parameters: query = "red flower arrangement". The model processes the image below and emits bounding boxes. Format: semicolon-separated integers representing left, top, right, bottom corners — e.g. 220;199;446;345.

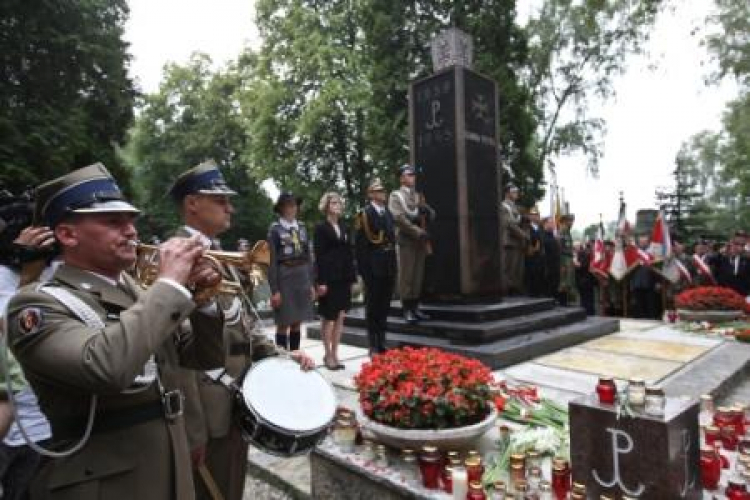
354;347;494;430
675;286;748;312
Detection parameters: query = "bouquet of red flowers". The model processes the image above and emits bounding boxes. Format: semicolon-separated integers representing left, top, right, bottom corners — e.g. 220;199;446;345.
675;286;748;312
354;347;494;429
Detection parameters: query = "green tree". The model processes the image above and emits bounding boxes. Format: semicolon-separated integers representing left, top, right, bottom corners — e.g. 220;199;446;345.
122;54;273;244
0;0;135;192
243;0;542;214
654;156;703;241
707;0;750;86
524;0;664;177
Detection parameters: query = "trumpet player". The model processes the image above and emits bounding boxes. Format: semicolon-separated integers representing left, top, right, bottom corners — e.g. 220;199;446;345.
6;163;225;500
168;161;313;500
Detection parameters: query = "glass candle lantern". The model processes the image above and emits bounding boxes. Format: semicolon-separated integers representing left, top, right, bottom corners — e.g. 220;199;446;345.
552;465;571;500
491;481;506;500
510;463;525;485
467;481;487;500
700;446;722;490
705;425;721;446
538;481;553;500
725;477;748;499
528;466;542;491
375;444;388;468
700;394;715;427
722;425;739;451
361;439;376;461
441;465;453;494
596;377;617;405
401;450;419;485
465;456;484;483
526;450;541;471
333;418;356;453
644;386;666;417
627;378;646;406
451;466;469;500
731;405;746;436
715;406;733;428
419;445;443;490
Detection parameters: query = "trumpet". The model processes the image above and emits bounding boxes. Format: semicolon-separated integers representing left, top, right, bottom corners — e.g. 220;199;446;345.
132;240;270;302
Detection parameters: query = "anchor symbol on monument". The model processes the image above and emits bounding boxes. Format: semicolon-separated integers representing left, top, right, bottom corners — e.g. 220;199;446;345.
425;99;444;130
592;428;645;497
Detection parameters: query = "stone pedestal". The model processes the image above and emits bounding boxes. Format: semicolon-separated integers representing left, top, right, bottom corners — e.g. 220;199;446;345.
569;395;701;499
409;66;501;301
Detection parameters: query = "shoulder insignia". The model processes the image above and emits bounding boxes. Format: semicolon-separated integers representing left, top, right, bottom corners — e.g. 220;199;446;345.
17;307;44;335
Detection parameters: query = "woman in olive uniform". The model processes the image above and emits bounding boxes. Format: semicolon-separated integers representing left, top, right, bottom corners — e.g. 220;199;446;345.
268;193;315;351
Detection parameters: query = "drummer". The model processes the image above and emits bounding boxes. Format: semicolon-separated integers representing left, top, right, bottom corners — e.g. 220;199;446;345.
168;161;314;500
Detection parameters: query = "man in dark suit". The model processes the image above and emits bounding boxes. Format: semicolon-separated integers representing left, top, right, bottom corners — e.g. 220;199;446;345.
716;236;750;297
524;206;545;297
355;178;397;356
541;217;561;300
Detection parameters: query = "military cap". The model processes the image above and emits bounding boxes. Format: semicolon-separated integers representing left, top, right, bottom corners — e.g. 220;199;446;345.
398;164;417;177
367;178;385;192
34;163;139;227
505;183;519;193
167;160;237;201
528;205;540;215
560;213;576;221
273;192;303;214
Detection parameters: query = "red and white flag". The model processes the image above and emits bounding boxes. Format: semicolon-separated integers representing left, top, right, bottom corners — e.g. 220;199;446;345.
692;254;716;284
674;259;692;283
610;239;630;281
615;199;631;238
590;219;609;279
647;209;672;263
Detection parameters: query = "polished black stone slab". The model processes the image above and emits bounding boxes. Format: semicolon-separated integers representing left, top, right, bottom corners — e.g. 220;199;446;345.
569;396;701;499
387;297;556;323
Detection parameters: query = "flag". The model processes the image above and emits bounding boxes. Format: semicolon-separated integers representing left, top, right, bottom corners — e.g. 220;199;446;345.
610;239;630;281
590;218;609;278
692;254;716;284
647;209;672;263
674;259;692;283
553;187;562;232
615;198;631;238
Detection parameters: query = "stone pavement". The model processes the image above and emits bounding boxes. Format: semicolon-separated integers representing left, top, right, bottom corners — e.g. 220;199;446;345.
243;319;750;499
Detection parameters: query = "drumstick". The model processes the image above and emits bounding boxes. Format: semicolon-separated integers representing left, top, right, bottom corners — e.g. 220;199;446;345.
198;464;226;500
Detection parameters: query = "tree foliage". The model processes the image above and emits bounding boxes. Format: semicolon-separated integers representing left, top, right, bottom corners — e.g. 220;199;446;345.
524;0;663;177
0;0;135;192
122;54;273;244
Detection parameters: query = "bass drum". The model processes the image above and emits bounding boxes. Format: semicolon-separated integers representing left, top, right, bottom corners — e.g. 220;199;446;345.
235;357;337;456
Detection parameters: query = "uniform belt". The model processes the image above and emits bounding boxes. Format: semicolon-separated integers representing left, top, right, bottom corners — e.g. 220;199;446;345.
280;259;307;267
53;399;165;441
373;244;394;252
229;342;252;356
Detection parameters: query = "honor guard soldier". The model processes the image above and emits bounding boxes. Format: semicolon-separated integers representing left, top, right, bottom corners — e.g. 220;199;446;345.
558;213;577;306
501;183;529;295
6;163;225;500
355;178;397;355
168;161;313;500
388;165;435;324
524;206;545;297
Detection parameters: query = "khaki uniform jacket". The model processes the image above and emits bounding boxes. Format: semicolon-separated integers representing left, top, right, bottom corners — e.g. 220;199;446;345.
6;264;224;500
388;186;435;245
501;200;528;249
174;227;278;451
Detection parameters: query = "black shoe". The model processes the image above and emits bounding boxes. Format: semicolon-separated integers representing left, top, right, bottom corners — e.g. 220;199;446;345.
404;309;419;324
414;308;431;321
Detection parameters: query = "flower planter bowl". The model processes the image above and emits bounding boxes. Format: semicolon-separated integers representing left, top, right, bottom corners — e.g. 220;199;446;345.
677;309;744;323
359;406;497;451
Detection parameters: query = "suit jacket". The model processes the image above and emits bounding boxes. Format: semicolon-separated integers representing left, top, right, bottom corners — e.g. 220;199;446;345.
354;204;397;280
542;230;561;287
7;264;224;500
173;227;278;451
716;254;750;296
313;221;356;285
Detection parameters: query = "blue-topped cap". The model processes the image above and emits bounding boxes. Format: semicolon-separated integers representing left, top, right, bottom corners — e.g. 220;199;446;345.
168;160;237;201
34;163;140;227
398;164;417;177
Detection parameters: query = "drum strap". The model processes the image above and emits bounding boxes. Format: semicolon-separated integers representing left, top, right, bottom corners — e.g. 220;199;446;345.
204;368;238;392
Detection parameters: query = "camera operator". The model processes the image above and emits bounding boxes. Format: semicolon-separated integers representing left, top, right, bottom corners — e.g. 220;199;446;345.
0;191;54;500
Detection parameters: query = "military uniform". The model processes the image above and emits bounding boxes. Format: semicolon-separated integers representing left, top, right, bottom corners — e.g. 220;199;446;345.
388;166;435;323
523;208;545;297
6;164;224;500
558;219;577;306
500;186;528;295
168;162;279;500
355;179;397;354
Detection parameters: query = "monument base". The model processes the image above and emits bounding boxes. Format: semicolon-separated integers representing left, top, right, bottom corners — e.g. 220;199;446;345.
307;296;619;369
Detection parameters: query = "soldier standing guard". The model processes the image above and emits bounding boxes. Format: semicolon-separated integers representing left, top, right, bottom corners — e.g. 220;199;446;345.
6;163;225;500
167;161;313;500
524;206;545;297
388;165;435;324
355;178;397;355
558;213;577;306
501;184;529;295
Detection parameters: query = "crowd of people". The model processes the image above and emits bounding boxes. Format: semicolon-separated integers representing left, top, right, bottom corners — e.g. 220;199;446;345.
502;184;750;320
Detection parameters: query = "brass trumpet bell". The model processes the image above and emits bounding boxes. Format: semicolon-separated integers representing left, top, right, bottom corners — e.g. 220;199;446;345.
133;240;270;301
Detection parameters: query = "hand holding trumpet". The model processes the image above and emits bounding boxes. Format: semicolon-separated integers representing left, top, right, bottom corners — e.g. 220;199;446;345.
146;236;222;300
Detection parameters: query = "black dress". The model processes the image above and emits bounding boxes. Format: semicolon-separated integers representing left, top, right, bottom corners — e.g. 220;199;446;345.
314;221;356;320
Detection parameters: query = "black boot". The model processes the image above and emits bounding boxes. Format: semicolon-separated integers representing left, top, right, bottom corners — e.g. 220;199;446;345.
402;300;419;324
275;333;288;350
413;302;431;321
289;330;301;351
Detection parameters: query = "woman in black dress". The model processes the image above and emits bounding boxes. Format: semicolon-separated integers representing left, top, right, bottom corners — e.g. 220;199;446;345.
314;192;356;370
